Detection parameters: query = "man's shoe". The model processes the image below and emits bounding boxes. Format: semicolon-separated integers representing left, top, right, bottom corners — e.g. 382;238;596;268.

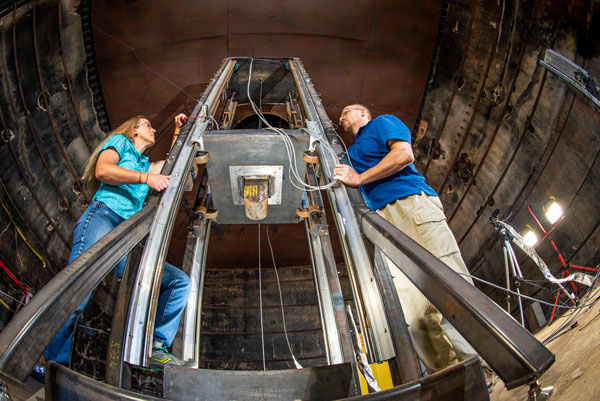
150;346;185;368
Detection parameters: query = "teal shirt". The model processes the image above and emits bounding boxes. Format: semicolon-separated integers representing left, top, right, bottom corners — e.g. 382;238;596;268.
93;134;151;219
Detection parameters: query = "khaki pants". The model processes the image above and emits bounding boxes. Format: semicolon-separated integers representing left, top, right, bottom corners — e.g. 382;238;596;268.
377;192;478;372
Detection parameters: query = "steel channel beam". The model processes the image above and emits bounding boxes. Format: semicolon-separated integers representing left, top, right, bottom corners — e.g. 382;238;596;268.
356;206;555;390
339;356;488;401
123;59;236;366
289;59;393;362
180;218;212;365
47;362;164;401
372;249;420;383
105;243;147;387
305;220;343;364
0;204;156;384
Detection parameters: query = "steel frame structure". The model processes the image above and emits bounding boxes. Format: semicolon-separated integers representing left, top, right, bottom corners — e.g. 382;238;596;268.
0;57;555;400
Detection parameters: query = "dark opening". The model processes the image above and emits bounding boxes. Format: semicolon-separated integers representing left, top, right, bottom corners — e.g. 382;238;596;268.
233;114;289;129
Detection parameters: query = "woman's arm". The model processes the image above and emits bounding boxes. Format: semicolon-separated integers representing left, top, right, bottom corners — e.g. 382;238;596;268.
95;149;170;191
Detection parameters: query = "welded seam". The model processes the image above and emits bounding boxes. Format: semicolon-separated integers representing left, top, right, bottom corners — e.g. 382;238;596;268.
438;0;504;198
458;69;549;246
57;1;93;153
11;3;77;220
457;1;540;245
423;0;478;178
469;90;577;277
563;146;600;264
0;98;70;248
32;0;90;202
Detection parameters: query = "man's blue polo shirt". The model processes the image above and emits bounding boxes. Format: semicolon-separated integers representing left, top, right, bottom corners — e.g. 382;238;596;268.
93;134;151;219
347;114;437;210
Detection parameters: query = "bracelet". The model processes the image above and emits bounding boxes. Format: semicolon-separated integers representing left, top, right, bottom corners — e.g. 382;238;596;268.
145;173;149;185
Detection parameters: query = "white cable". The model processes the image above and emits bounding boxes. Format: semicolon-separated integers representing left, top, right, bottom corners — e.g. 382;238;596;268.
459;272;600;310
246;58;338;192
265;226;303;369
258;223;266;370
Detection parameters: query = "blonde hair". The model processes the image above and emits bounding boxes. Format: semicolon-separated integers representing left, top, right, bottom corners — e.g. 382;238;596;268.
82;115;146;191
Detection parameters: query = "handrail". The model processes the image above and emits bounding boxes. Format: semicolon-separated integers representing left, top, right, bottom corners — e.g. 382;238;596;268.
355;206;555;390
0;203;157;384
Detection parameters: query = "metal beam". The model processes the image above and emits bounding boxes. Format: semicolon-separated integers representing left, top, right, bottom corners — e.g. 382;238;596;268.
0;203;156;384
356;206;554;390
122;58;236;367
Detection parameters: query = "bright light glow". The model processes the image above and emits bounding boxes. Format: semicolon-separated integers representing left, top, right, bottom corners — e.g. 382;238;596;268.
545;201;563;224
523;230;538;247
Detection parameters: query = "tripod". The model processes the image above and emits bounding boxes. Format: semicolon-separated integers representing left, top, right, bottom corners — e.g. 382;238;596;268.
498;224;526;327
490;209;580;327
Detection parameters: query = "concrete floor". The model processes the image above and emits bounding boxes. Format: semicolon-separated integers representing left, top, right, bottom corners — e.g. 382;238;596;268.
491;285;600;401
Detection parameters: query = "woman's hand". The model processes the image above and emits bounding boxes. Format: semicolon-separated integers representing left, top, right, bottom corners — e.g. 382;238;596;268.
145;173;171;191
175;113;187;129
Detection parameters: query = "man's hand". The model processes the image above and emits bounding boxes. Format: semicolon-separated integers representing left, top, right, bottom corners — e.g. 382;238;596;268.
334;164;361;187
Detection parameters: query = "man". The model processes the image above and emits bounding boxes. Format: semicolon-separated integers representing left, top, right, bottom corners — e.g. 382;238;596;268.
333;104;479;373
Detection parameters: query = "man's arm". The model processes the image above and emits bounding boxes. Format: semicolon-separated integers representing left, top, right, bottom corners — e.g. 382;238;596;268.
333;139;414;187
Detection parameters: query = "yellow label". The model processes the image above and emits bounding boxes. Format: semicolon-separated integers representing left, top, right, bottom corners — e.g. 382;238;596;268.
244;185;258;197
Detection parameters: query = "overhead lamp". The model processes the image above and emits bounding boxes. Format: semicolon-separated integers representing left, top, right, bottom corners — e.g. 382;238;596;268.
522;225;538;247
543;196;563;225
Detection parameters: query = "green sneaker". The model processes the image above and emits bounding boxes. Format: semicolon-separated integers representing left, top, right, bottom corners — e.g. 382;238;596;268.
150;346;185;367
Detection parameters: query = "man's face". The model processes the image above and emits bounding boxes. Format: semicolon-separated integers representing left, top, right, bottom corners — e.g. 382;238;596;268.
339;105;363;134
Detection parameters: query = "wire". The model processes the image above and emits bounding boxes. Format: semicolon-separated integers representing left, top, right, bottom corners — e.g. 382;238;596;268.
460;272;600;311
246;58;339;192
0;198;46;269
265;225;303;369
92;23;196;102
258;223;266;370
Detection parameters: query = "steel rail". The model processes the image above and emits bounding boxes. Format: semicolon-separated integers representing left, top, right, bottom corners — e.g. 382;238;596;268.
180;216;212;366
32;0;90;202
0;203;156;384
57;0;93;152
11;3;77;220
122;59;236;366
290;58;394;362
355;206;555;390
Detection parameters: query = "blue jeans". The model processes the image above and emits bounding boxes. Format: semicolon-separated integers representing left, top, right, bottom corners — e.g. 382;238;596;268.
44;200;191;367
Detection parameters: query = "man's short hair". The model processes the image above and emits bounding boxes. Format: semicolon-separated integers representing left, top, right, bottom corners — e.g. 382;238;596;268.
352;104;372;120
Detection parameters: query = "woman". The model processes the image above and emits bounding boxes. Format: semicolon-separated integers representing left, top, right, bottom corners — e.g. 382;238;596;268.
43;113;191;370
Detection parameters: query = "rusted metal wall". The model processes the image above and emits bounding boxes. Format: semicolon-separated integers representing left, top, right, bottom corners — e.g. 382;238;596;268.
0;0;106;316
416;0;600;321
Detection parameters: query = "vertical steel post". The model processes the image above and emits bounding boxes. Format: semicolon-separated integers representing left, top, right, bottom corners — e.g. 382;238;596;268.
123;59;236;366
180;216;212;366
289;59;394;362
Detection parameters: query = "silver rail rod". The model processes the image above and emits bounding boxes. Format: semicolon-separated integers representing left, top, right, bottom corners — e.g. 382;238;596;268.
306;222;344;364
123;59;236;366
289;59;393;361
181;219;211;365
